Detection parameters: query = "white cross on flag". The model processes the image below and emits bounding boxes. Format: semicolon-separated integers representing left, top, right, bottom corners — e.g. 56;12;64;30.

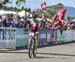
40;2;46;10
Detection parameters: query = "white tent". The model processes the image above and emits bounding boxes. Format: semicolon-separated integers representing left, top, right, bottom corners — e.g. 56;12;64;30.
5;11;17;14
18;11;25;17
0;10;17;15
18;11;30;17
0;10;6;15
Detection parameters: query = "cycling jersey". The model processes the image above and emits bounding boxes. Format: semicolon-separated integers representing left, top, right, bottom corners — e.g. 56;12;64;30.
29;19;38;31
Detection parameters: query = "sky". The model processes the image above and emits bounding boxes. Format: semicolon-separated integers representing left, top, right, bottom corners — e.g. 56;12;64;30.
7;0;75;11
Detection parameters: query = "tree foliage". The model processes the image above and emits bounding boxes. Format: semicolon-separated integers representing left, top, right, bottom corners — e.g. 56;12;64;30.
2;0;9;4
0;0;27;12
16;0;26;7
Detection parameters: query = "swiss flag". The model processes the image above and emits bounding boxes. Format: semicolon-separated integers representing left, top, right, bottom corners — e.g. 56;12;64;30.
57;8;67;20
51;8;67;29
40;2;46;10
52;14;58;22
52;8;67;21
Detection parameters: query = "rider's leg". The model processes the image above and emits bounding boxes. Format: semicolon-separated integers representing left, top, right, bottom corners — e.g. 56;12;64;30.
28;33;32;48
28;32;35;48
35;32;39;46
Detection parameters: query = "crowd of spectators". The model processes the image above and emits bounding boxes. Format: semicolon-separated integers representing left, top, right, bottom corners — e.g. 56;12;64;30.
0;13;75;30
0;14;28;28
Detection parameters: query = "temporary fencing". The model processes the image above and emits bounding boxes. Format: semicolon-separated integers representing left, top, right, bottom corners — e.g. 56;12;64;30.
0;27;75;49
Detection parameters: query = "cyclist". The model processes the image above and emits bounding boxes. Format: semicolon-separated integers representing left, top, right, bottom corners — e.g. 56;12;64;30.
29;12;39;46
24;11;39;57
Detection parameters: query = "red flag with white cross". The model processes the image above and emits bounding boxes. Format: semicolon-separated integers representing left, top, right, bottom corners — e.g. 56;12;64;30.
40;2;46;10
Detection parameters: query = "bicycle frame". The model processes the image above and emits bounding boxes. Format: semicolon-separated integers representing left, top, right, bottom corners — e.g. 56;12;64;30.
28;32;37;58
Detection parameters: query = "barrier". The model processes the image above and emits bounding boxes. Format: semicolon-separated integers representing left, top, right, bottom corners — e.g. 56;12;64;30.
72;30;75;41
0;27;75;49
0;27;28;48
0;27;16;48
57;29;65;43
16;28;28;47
47;28;57;44
38;28;47;46
64;30;72;42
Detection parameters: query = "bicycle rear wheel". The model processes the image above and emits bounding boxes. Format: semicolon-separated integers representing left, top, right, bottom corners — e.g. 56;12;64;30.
33;38;37;57
28;40;33;58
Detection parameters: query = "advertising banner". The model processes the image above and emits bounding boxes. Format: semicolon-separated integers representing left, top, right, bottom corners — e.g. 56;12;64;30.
0;28;16;48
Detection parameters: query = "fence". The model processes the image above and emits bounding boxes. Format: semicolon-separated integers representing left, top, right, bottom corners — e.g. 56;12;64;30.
0;27;75;49
0;27;16;48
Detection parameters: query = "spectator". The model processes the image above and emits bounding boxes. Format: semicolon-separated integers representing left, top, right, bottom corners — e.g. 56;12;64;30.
24;16;30;28
3;14;10;27
13;15;19;28
40;18;47;29
19;18;24;28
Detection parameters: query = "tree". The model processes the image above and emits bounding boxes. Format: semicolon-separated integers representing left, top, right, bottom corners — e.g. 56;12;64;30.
0;0;12;10
1;0;9;4
15;0;26;15
28;8;31;13
16;0;26;10
0;0;26;11
0;3;3;9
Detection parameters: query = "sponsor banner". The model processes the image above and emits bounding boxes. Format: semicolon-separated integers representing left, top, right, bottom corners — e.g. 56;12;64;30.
16;28;28;47
47;28;57;44
57;29;65;43
0;27;16;48
38;28;47;46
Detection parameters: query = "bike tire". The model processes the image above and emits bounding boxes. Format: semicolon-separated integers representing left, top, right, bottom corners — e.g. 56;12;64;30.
28;40;33;58
33;39;37;57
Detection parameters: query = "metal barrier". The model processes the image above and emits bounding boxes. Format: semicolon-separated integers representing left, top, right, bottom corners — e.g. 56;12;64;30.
57;29;65;43
16;28;28;47
0;27;75;49
47;28;57;45
38;28;47;46
0;27;16;49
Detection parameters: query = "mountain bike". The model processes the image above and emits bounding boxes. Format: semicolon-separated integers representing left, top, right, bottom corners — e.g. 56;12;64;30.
28;32;37;58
